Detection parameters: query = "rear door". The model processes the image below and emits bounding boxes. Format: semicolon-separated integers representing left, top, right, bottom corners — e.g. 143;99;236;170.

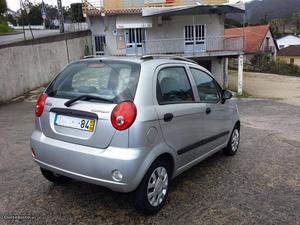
154;65;208;168
40;60;140;149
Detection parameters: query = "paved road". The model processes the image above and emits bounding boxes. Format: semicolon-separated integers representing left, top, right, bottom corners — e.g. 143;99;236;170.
0;98;299;225
0;30;60;45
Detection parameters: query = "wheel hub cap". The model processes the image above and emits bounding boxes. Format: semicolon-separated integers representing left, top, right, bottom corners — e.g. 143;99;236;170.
231;129;240;152
147;167;168;207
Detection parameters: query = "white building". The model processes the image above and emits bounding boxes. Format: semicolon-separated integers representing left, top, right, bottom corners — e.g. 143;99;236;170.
82;0;245;87
277;34;300;49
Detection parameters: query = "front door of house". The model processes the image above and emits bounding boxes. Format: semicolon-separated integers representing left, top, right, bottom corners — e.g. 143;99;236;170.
125;28;145;56
184;25;206;54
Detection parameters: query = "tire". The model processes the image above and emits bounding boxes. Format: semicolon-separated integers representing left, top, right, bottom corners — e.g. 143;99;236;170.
40;167;70;184
133;159;171;215
223;125;240;156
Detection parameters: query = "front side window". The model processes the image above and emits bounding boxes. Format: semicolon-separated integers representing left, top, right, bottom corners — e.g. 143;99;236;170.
190;68;220;103
46;60;140;103
157;67;194;104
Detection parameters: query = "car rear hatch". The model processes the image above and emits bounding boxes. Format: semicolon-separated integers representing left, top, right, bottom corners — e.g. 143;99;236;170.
38;59;141;149
40;98;116;149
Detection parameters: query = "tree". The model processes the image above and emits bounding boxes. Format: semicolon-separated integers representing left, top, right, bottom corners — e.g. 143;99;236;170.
282;18;288;34
259;14;268;25
294;13;300;33
0;0;7;15
70;3;85;23
7;14;17;26
17;3;44;26
271;18;282;35
225;18;242;28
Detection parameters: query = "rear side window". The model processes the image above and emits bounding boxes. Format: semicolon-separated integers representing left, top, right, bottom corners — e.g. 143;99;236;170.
46;60;140;103
157;67;194;104
190;68;220;103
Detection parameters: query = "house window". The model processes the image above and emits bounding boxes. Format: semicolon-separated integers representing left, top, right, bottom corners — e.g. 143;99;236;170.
184;25;194;43
195;25;205;41
266;37;270;47
94;35;106;55
290;58;295;65
184;25;205;42
279;45;285;49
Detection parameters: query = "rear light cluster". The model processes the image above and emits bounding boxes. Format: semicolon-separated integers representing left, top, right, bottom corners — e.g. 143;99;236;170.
111;101;137;130
35;93;48;117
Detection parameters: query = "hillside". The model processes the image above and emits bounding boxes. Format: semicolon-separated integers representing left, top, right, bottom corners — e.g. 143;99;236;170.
228;0;300;24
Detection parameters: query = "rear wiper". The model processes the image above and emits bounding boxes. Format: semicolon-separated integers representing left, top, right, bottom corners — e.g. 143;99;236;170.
64;95;113;107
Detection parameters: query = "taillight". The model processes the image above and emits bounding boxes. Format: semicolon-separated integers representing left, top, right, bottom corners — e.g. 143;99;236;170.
31;148;36;157
35;93;48;117
111;101;137;130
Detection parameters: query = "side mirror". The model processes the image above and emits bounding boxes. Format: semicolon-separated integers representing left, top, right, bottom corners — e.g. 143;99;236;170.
221;90;232;104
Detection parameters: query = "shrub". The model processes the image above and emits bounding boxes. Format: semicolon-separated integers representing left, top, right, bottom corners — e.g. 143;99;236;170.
236;51;300;76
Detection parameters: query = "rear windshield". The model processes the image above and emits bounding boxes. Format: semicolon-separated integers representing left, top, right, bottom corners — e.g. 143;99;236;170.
46;60;141;103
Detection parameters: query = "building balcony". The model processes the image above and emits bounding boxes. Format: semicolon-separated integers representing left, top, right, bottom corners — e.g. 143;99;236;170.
83;0;229;15
142;36;244;57
97;35;244;57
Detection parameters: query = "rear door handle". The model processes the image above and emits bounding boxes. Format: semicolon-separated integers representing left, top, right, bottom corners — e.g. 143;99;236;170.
206;107;211;114
164;113;174;122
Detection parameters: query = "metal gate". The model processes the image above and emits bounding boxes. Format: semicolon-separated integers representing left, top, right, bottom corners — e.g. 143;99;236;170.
94;35;106;55
125;28;145;56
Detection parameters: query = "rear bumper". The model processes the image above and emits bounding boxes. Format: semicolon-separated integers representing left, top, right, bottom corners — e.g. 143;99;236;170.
30;130;149;192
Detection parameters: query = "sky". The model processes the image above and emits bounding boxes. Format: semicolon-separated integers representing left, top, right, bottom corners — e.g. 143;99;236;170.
8;0;82;11
7;0;252;12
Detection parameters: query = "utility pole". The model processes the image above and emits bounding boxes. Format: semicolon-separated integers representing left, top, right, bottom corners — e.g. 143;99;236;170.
20;0;26;40
57;0;64;33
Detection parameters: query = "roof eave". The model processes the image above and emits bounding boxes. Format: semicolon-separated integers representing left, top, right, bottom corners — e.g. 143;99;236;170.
142;5;245;17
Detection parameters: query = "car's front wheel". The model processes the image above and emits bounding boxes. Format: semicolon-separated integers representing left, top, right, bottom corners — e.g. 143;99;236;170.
40;168;70;184
223;125;240;156
133;159;171;214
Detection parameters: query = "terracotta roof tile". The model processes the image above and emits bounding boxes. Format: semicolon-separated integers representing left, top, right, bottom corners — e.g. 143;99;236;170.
225;25;270;53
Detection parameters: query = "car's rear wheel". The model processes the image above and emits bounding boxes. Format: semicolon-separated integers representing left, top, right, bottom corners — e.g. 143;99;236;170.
223;125;240;156
40;168;70;184
133;159;171;214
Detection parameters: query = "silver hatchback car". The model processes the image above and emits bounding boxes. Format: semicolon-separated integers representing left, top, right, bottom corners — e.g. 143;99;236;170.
31;56;240;214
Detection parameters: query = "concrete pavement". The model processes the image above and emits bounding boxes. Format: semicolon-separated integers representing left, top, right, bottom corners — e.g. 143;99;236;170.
0;98;299;224
0;30;60;45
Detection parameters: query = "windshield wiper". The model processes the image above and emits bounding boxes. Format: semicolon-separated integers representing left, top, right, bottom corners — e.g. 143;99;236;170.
64;95;113;107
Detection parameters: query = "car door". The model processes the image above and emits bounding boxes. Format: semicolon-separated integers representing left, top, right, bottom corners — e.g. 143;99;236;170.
189;67;232;153
154;65;208;168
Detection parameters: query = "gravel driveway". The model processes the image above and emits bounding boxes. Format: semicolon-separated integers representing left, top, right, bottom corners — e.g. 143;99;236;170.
0;97;299;225
229;71;300;106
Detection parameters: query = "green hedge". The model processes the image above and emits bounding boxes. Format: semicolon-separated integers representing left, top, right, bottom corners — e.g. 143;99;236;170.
229;51;300;77
0;16;15;34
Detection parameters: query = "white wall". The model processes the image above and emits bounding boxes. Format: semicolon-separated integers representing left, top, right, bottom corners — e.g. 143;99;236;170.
211;57;225;86
260;30;278;57
0;35;92;102
277;35;300;49
88;16;126;55
88;13;225;56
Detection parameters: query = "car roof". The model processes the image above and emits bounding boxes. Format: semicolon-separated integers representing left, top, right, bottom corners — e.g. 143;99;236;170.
75;56;211;74
78;56;196;65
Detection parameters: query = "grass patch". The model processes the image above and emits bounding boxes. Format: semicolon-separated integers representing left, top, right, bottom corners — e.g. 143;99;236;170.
228;85;251;98
228;70;251;98
0;19;15;34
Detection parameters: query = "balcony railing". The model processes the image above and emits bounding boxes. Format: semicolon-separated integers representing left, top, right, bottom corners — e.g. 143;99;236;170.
143;36;244;56
83;0;229;15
